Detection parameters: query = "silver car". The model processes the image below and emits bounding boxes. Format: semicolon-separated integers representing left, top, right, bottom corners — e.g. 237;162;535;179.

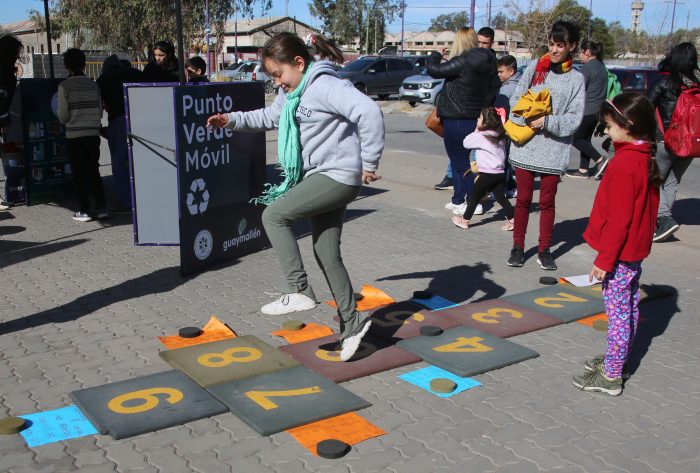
399;68;444;106
213;61;276;94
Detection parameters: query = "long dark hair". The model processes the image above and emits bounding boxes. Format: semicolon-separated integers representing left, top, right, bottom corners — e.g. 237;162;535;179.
262;32;343;70
478;106;506;145
662;42;699;90
0;35;22;77
153;40;179;71
597;93;662;186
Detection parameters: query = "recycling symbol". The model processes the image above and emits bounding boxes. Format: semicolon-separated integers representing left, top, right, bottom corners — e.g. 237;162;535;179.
186;178;209;215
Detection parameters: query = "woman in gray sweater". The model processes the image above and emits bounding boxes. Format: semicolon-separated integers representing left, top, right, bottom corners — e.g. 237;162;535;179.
506;21;585;271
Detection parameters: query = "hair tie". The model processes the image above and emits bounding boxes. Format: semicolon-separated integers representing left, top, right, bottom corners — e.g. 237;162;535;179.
305;34;316;48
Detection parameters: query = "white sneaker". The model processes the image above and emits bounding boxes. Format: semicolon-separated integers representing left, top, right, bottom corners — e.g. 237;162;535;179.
72;211;92;222
340;320;372;362
473;204;484;215
0;202;10;211
444;202;464;212
451;203;468;215
260;293;317;315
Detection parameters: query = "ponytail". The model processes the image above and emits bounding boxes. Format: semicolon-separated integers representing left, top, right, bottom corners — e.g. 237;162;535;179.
306;34;344;64
648;142;663;187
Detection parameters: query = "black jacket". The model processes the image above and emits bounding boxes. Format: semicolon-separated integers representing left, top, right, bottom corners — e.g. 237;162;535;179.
647;74;679;133
427;48;500;120
97;58;145;122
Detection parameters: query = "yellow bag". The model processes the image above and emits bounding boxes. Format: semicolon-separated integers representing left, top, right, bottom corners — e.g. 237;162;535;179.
504;89;552;145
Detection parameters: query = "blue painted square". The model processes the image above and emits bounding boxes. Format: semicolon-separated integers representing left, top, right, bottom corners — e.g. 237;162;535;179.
19;405;98;447
398;366;481;398
411;295;459;311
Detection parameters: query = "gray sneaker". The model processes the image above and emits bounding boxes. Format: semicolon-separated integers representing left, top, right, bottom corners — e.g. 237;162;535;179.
584;354;630;379
583;354;605;371
572;365;623;396
653;216;680;242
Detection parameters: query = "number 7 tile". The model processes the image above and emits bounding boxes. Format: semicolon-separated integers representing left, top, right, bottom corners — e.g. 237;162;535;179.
208;366;371;436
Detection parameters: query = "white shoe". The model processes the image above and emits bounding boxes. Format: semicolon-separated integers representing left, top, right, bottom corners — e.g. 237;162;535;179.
444;202;463;212
0;202;10;211
451;203;468;215
340;320;372;361
473;204;484;215
261;293;317;315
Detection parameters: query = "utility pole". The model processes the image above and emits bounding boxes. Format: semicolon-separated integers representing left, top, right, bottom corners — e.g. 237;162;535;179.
285;0;288;17
669;0;677;42
400;0;405;57
470;0;476;28
504;16;509;53
684;9;690;42
42;0;54;78
488;0;492;27
205;0;211;78
366;6;371;55
234;9;238;62
588;0;593;38
374;15;378;54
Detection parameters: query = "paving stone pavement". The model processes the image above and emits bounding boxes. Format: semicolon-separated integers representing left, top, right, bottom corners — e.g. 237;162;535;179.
1;109;699;473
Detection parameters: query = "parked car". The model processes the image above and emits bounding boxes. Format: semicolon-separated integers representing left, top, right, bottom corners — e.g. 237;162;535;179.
337;56;418;99
399;68;444;106
213;61;276;94
211;62;245;81
607;66;659;95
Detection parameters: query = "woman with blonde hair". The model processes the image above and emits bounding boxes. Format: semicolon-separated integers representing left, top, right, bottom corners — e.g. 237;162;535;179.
428;27;500;216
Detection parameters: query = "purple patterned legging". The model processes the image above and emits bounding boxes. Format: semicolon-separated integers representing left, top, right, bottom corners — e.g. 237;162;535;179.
603;261;643;378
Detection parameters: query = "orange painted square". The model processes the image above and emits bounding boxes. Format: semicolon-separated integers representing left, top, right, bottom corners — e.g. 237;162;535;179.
325;284;395;312
272;323;334;344
158;315;236;349
287;412;386;456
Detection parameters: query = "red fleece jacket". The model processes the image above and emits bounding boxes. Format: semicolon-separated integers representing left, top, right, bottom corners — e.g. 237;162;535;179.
583;141;660;272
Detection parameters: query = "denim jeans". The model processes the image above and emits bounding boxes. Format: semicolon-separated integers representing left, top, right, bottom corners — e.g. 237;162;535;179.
442;118;477;204
656;142;693;218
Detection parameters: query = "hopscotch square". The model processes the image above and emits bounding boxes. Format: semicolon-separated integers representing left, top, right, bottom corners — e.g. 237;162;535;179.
207;366;371;436
365;301;464;342
397;325;539;378
70;370;227;439
159;335;299;387
501;285;605;323
399;366;481;398
279;333;420;383
436;299;562;337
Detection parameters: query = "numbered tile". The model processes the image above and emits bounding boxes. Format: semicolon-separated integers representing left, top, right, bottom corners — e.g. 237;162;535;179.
397;326;539;378
365;301;463;342
436;300;562;338
279;334;420;383
159;335;299;387
208;366;371;436
70;370;227;439
501;285;605;323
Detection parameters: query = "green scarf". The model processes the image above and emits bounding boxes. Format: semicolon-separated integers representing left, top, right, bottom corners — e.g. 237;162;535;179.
254;62;315;205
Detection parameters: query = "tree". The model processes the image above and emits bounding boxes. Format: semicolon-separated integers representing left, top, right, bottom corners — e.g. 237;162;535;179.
491;12;511;30
428;11;469;32
309;0;401;53
47;0;272;61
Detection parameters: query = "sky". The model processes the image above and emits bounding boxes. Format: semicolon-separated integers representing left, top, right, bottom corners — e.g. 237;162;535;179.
1;0;698;37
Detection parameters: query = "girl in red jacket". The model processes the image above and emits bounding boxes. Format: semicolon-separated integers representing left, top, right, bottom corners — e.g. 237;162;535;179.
573;93;661;396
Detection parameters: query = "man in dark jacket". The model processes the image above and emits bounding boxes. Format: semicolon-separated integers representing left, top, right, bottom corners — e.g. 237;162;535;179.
96;55;143;212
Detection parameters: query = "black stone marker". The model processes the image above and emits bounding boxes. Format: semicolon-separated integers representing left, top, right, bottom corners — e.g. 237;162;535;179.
413;290;433;299
420;325;443;337
539;276;558;286
317;439;351;459
430;378;457;393
354;293;364;301
179;327;203;338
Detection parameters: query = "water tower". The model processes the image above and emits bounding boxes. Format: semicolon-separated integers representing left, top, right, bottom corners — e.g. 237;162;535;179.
631;2;644;34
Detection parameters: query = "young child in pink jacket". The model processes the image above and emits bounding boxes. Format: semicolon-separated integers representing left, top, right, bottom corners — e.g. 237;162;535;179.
452;106;514;230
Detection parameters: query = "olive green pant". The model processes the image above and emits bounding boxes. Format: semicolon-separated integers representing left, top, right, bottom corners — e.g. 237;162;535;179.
261;173;366;340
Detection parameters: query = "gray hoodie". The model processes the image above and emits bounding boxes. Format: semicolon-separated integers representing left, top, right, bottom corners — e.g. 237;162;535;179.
225;61;384;186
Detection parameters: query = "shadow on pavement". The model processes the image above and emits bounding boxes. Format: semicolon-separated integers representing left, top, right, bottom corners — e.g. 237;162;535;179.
548;216;589;260
376;262;505;304
0;225;25;236
0;238;89;270
628;285;680;376
673;198;699;225
0;263;237;336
